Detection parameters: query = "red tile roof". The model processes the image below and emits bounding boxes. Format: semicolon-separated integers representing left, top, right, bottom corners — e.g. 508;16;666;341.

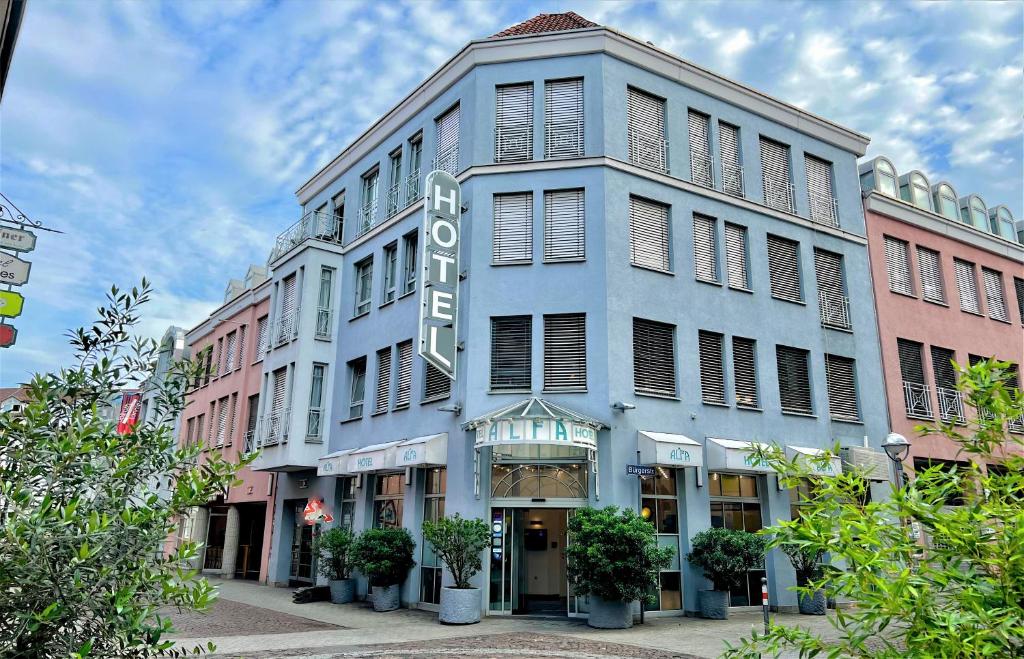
492;12;599;38
0;386;29;403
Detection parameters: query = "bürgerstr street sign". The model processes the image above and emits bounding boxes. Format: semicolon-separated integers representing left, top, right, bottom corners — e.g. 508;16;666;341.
0;253;31;286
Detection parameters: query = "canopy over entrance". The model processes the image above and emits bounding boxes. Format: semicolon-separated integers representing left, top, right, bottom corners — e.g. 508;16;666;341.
465;398;607;451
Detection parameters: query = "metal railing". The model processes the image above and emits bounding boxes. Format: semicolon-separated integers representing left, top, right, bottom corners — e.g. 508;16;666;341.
690;153;714;189
357;200;377;236
306;407;323;441
269;210;341;263
903;381;933;419
274;308;299;346
722;163;744;197
819;291;852;330
544;120;584;159
495;125;533;162
808;191;839;227
1009;415;1024;434
315;307;332;339
433;144;459;176
203;545;224;571
404;169;422;205
628;129;669;173
385;182;401;218
936;387;965;423
763;175;797;214
260;408;290;446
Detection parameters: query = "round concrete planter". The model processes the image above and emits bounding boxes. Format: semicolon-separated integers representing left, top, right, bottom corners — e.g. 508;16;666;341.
438;587;481;625
587;596;633;629
329;578;355;604
698;590;730;619
798;588;827;615
371;584;401;612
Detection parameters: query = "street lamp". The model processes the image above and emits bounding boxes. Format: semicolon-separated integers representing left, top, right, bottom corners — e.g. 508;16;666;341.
881;432;911;488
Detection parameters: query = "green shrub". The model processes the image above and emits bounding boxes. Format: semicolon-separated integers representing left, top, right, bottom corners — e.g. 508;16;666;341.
686;527;768;592
351;527;416;587
315;526;355;581
423;514;489;589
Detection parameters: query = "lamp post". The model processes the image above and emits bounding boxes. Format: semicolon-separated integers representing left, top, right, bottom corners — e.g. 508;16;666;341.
881;433;911;489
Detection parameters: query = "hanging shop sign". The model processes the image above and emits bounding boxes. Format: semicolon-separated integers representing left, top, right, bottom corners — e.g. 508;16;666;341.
706;438;776;473
0;291;24;318
637;431;704;468
303;497;334;525
116;391;142;435
474;417;598;451
418;169;461;381
0;324;16;348
0;226;37;252
0;253;31;286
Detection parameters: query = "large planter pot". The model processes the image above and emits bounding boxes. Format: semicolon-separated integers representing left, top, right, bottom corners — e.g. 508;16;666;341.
587;596;633;629
798;588;827;615
698;590;730;620
438;587;481;624
329;578;355;604
371;583;401;612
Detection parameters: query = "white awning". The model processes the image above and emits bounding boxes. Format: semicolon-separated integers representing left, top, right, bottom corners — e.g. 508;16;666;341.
786;445;842;476
706;438;775;473
638;431;703;468
468;398;604;451
395;433;448;467
350;441;403;473
317;449;355;477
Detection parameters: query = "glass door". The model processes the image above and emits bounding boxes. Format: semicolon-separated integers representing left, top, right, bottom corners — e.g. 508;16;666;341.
566;508;588;617
488;507;513;614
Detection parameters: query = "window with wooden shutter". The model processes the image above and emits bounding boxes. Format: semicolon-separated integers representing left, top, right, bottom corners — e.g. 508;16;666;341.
698;331;726;404
760;137;793;213
1014;278;1024;325
544;314;586;391
490;316;531;390
434;104;460;174
688;110;713;188
423;362;451;401
495;83;533;162
898;338;931;418
544;189;585;262
395;340;413;409
805;154;837;226
633;318;676;397
629;196;671;272
767;235;802;302
982;268;1008;322
375;348;391;414
627;87;667;172
776;345;812;414
732;337;759;408
348;358;366;419
883;236;913;296
930;346;963;423
916;247;945;304
493;193;533;264
545;78;583;159
953;259;980;314
724;223;749;289
814;249;849;330
824;354;859;421
693;214;719;283
719;122;743;197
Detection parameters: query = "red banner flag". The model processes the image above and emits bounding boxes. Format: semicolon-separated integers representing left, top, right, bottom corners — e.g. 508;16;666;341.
116;391;142;435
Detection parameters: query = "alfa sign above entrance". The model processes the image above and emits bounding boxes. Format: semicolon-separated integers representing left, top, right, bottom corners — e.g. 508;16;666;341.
418;170;461;381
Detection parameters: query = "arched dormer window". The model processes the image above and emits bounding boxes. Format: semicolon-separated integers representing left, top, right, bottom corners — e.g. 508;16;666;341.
989;206;1016;241
875;158;897;197
899;171;932;211
931;183;959;221
960;195;989;231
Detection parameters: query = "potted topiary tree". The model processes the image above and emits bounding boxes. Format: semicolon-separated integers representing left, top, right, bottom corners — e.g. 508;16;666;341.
351;527;416;612
315;527;356;604
782;544;826;615
687;528;768;620
565;506;674;629
422;514;490;624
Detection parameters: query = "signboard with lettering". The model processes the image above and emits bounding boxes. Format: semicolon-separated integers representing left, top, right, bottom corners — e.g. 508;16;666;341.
0;324;16;348
474;418;598;451
0;226;37;252
418;170;461;381
0;253;30;286
627;464;656;477
116;391;142;435
0;291;24;318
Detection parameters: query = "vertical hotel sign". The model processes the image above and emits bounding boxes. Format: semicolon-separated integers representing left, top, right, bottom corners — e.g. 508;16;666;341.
418;170;461;380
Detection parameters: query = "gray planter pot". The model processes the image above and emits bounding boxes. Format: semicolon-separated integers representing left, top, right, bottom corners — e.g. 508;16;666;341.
798;588;827;615
371;583;401;612
329;578;355;604
587;596;633;629
438;587;481;624
698;590;729;619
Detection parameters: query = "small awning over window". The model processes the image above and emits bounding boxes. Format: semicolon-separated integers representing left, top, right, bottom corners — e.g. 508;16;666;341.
465;397;606;451
638;431;703;468
395;433;448;468
706;438;775;473
786;445;842;476
317;449;355;477
349;441;403;473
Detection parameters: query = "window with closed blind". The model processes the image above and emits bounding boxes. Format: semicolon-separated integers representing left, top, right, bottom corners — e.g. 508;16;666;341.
698;331;726;404
434;104;460;175
544;189;585;262
732;337;759;408
981;268;1008;322
724;223;750;290
916;247;945;304
490;316;531;390
545;78;583;159
776;346;812;415
930;346;963;423
255;316;269;362
544;314;586;392
953;259;980;314
629;196;671;272
719;122;743;197
495;83;533;163
374;348;391;414
395;340;413;409
760;137;794;213
693;214;719;283
805;154;837;227
627;87;668;172
767;235;802;302
688;109;713;188
493;193;533;264
633;318;677;397
423;362;451;401
814;249;849;330
883;236;913;296
1015;278;1024;325
824;354;859;421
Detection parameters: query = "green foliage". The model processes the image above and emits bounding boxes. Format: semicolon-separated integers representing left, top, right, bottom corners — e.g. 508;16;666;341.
725;357;1024;658
351;527;416;587
422;514;489;589
565;505;674;603
781;543;824;585
0;281;249;657
687;527;768;592
315;526;355;581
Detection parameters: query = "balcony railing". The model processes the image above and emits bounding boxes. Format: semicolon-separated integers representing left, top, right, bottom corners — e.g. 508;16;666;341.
690;152;714;189
274;308;299;346
495;125;533;162
357;200;377;236
433;144;459;176
819;291;852;330
903;381;933;419
628;129;669;173
260;408;290;447
306;407;323;441
269;210;341;263
936;387;965;424
722;163;744;197
1009;415;1024;434
545;120;584;159
808;191;839;227
385;182;401;218
404;169;422;205
763;175;797;214
315;307;332;340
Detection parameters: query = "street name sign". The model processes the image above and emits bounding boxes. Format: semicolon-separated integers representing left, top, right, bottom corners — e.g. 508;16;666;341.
0;226;37;252
0;253;31;286
418;170;461;381
626;464;657;477
0;291;24;318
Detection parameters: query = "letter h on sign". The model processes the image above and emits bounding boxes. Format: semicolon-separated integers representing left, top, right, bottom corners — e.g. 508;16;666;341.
418;170;462;381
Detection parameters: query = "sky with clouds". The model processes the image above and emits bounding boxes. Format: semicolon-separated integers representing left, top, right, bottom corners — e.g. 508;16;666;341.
1;0;1021;386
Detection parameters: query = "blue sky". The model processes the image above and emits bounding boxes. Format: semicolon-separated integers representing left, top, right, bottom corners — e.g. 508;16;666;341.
1;0;1021;386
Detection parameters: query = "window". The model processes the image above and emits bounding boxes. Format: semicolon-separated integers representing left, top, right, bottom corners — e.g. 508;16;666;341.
214;338;224;377
337;477;357;530
633;318;676;397
224;331;237;372
434;104;460;175
825;354;859;421
255;316;269;362
629;196;671;272
931;346;963;423
373;473;405;529
1015;278;1024;325
374;348;391;414
185;417;195;445
493;193;533;264
760;137;794;213
719;122;743;197
348;358;366;419
423;362;451;401
627;87;667;172
724;223;749;289
244;394;259;451
395;340;413;409
992;207;1017;241
215;398;229;447
913;458;968;507
982;268;1008;322
767;235;802;302
490;316;531;391
316;267;334;339
688;109;713;187
276;273;298;344
709;473;764;606
307;363;325;439
382;243;398;303
789;478;820;521
495;83;533;162
402;233;417;295
963;196;988;231
543;189;585;262
732;337;759;408
227;394;238;444
420;467;447;604
545;78;583;158
898;338;931;419
916;247;945;304
698;331;726;404
776;345;812;414
883;236;913;296
641;468;682;612
805;154;837;226
406;135;423;204
203;346;213;385
386;150;402;217
953;259;980;314
814;249;849;330
933;184;959;220
693;214;719;283
331;191;345;241
354;258;373;316
236;325;247;368
875;159;897;197
359;168;379;234
904;172;931;211
195;414;205;445
267;367;288;444
543;313;586;392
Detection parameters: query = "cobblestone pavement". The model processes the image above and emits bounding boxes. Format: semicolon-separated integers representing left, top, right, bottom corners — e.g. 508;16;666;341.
166;598;342;637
